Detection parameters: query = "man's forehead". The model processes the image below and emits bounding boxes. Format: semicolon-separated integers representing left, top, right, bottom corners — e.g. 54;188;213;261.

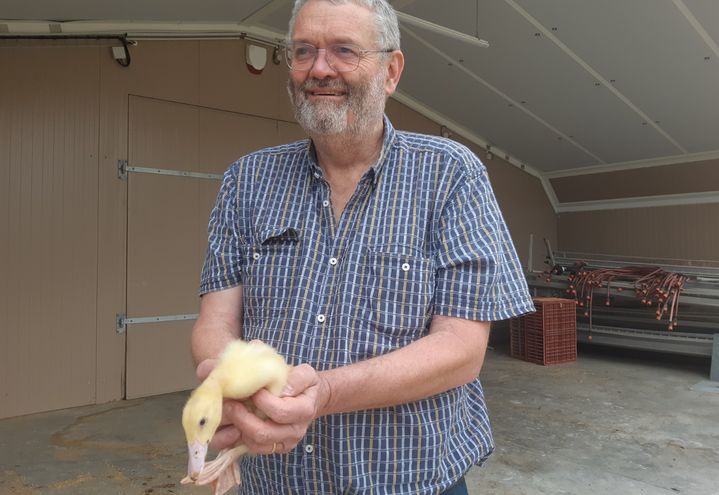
292;0;376;44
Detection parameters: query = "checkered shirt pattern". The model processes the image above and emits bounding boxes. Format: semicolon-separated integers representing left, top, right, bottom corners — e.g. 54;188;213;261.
200;116;534;494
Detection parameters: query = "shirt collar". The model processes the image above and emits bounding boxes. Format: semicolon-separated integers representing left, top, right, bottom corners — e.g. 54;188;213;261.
304;115;397;186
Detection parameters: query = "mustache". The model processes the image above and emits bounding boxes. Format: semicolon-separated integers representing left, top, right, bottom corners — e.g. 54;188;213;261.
298;78;351;94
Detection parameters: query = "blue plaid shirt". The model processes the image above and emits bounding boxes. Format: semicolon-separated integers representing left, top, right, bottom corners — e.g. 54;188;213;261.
200;117;534;494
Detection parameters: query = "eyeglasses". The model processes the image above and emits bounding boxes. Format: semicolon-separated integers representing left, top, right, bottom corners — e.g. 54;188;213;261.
284;42;395;72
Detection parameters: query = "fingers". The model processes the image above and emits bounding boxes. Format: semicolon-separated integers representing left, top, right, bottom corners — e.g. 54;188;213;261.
223;400;306;455
212;362;324;456
209;424;242;450
281;364;319;397
253;389;316;426
195;358;217;381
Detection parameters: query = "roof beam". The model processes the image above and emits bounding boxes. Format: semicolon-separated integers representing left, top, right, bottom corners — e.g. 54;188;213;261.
401;25;605;166
396;12;489;48
503;0;688;155
241;0;290;27
672;0;719;61
391;0;418;10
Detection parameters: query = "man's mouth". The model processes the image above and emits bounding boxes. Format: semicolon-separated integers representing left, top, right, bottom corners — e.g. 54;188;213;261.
308;90;346;97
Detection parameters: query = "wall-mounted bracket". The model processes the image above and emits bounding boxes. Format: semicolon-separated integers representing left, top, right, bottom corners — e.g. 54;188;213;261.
117;159;128;180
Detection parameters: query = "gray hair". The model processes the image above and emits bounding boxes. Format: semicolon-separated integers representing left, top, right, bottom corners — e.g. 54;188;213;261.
287;0;401;51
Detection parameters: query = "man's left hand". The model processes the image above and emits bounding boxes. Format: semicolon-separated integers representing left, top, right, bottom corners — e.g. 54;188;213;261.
222;363;330;454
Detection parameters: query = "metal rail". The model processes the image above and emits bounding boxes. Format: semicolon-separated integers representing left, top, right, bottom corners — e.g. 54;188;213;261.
577;324;713;357
116;313;198;334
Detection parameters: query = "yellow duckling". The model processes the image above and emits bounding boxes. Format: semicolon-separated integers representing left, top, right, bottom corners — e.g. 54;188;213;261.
181;339;290;494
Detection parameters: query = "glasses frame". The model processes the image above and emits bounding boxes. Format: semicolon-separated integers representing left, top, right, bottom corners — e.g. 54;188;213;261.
284;42;396;72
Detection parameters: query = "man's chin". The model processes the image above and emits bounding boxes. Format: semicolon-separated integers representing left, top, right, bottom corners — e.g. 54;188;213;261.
296;110;349;135
303;122;348;136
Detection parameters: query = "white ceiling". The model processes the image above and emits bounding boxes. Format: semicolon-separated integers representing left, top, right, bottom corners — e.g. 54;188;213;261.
2;0;719;177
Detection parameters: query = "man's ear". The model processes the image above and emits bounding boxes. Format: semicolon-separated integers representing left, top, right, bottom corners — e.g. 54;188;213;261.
384;50;405;97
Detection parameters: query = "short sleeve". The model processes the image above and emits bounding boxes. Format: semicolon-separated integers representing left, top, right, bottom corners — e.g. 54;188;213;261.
199;168;244;295
433;156;535;321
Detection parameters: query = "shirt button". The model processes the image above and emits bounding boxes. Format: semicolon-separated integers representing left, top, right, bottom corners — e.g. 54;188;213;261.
253;252;261;260
401;262;410;272
317;314;326;323
322;200;330;207
304;444;314;454
313;172;321;179
329;257;338;266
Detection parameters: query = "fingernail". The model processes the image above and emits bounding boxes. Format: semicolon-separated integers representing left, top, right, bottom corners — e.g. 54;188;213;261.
281;385;294;397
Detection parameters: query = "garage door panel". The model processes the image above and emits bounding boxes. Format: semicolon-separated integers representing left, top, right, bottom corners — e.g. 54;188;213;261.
127;97;202;398
130;96;199;171
127;173;203;316
126;98;283;398
126;320;197;399
199;108;280;175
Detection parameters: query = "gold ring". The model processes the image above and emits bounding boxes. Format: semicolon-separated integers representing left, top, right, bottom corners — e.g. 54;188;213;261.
270;442;277;454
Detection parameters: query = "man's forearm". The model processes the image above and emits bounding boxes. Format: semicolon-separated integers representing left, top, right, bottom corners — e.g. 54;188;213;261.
191;316;238;365
190;287;244;365
316;316;490;416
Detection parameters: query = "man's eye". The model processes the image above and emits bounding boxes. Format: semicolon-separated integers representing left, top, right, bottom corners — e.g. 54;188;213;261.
294;46;313;59
333;45;358;58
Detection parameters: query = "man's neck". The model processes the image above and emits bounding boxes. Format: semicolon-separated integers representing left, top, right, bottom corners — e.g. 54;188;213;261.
309;119;385;224
311;119;385;177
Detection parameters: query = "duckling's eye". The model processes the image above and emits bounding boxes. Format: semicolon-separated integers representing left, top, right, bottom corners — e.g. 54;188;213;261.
199;418;206;427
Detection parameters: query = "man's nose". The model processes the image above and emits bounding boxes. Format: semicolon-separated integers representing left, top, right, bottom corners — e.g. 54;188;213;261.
308;48;338;79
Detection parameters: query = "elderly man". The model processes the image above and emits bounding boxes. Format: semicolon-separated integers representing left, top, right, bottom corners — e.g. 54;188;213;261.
191;0;534;493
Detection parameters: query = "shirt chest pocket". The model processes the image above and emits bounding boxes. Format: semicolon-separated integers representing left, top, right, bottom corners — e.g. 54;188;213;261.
244;226;302;319
361;249;435;339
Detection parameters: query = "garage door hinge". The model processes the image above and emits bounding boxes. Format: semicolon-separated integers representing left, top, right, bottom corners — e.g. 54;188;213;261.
116;312;199;335
118;159;128;180
116;313;127;334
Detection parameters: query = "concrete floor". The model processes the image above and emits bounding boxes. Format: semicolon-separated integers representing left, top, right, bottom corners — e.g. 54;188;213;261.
1;342;718;495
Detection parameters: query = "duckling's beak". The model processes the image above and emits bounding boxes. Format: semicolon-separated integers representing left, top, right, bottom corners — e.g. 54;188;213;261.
187;440;208;480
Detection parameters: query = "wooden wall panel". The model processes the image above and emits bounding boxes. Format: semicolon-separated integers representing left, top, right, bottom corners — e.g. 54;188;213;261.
278;121;308;143
386;98;441;135
551;159;719;203
558;203;719;262
199;40;295;122
127;40;201;105
96;39;133;404
0;46;100;418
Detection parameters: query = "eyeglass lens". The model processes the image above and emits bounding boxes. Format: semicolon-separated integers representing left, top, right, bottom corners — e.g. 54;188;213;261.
286;44;362;72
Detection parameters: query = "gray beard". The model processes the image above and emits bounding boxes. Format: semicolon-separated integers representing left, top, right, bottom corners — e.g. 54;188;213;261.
288;70;386;136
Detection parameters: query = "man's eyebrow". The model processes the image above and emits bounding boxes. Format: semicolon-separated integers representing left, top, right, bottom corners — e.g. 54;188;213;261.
289;37;363;46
